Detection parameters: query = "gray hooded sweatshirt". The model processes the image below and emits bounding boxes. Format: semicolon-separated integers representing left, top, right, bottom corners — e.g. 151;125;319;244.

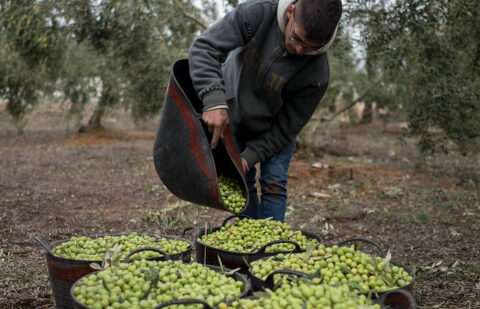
188;0;332;169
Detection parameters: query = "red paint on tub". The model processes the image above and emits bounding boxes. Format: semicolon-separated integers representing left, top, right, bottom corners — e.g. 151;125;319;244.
223;126;242;173
168;83;221;208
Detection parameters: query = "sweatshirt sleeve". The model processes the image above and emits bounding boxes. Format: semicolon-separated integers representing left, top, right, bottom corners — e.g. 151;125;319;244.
241;70;330;169
188;2;261;109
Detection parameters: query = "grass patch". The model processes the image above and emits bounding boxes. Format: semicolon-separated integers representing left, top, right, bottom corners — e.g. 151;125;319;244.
416;260;480;279
375;187;405;200
396;209;429;225
141;201;194;231
457;170;479;187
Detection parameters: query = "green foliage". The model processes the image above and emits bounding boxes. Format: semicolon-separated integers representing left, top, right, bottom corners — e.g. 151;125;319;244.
116;0;209;121
1;0;211;130
322;22;362;113
0;0;66;128
60;0;209;127
2;0;476;154
345;0;480;153
60;41;100;119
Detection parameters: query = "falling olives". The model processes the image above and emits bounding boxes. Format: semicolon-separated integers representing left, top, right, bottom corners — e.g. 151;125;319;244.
219;176;246;213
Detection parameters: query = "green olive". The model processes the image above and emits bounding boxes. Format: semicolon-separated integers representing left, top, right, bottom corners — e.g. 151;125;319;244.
73;260;244;309
229;281;381;309
219;176;246;213
250;244;413;294
198;218;318;253
52;232;190;261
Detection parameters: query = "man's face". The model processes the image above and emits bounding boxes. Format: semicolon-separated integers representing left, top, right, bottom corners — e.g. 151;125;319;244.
285;5;323;55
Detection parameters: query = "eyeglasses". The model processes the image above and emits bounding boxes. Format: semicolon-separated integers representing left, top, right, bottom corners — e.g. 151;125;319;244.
288;9;319;53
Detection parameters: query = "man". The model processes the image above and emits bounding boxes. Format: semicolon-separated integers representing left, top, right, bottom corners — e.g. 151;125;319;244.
188;0;342;221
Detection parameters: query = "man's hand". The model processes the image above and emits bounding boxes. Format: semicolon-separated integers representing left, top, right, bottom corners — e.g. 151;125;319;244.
202;108;229;149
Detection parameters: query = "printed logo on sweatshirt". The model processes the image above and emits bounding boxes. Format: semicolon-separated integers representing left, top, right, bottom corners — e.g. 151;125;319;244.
243;38;286;92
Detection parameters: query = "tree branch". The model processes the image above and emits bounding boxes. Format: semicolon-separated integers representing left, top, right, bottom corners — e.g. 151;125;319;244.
324;79;382;122
173;0;208;30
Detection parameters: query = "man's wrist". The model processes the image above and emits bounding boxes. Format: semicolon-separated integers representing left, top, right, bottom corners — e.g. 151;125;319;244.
240;148;260;171
202;89;227;110
203;105;228;111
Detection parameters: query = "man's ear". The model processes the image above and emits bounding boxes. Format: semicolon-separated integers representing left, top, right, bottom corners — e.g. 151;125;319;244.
286;4;294;18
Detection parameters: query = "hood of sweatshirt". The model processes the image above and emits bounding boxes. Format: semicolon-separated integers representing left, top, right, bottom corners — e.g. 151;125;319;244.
277;0;338;55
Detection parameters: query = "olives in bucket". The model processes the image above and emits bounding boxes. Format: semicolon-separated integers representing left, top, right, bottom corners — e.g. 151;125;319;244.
52;232;190;261
72;260;244;309
250;244;413;294
227;280;380;309
198;218;318;253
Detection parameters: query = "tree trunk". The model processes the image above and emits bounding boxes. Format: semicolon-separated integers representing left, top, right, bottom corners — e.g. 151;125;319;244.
7;90;27;134
78;74;117;133
360;101;373;124
79;104;105;132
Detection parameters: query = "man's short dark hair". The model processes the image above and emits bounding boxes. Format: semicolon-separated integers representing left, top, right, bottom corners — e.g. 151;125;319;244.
297;0;342;46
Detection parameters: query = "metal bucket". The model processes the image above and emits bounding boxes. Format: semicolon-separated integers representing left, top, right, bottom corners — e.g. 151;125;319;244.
35;234;193;309
153;58;248;213
189;215;323;272
71;264;250;309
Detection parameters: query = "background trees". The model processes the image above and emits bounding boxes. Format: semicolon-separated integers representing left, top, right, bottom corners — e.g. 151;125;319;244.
60;0;209;130
344;0;480;153
0;0;478;153
0;0;65;132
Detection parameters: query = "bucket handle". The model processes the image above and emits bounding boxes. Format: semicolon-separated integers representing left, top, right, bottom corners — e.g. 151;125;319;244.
181;226;200;241
256;240;302;256
34;236;54;256
123;247;172;262
300;229;323;243
153;298;212;309
221;214;252;227
264;268;314;289
336;238;386;258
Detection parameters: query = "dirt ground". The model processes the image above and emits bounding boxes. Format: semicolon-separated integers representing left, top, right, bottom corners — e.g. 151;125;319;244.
0;106;479;309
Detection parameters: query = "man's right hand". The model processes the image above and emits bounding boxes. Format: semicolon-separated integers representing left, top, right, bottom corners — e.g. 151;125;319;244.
202;108;229;149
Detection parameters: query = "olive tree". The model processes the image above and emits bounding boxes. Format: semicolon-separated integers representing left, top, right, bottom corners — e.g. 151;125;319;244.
61;0;211;131
0;0;65;132
345;0;480;153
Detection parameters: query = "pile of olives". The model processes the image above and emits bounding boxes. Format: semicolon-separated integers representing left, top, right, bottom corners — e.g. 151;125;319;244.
53;232;190;261
198;218;318;253
226;280;380;309
250;244;413;293
219;176;246;213
73;260;244;309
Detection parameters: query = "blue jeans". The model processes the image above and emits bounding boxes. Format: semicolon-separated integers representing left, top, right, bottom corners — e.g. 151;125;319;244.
239;141;295;222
